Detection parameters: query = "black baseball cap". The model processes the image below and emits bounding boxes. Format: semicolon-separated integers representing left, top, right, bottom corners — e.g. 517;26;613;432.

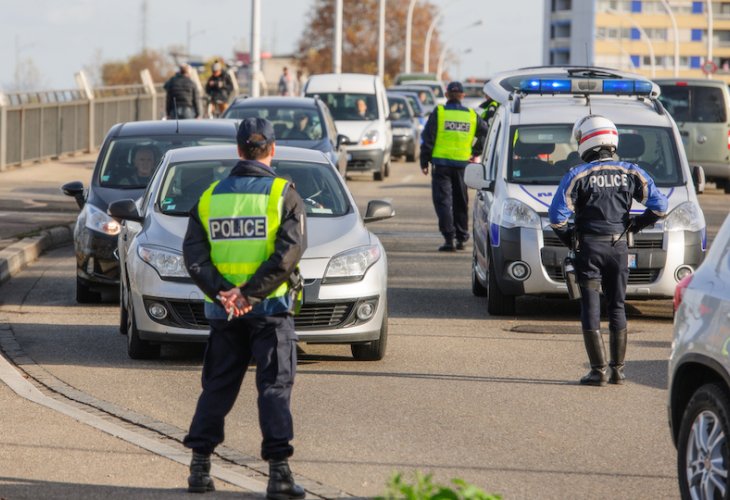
237;117;275;146
446;81;464;93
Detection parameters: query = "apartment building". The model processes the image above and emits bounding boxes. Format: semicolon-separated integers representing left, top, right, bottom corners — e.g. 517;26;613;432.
543;0;730;82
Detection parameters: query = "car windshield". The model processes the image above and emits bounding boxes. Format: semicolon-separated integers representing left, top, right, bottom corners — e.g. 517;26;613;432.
507;124;683;187
308;92;379;121
223;106;324;140
157;159;350;217
396;87;435;105
463;85;483;98
98;135;236;188
417;82;444;98
401;94;423;114
658;85;727;123
388;97;413;120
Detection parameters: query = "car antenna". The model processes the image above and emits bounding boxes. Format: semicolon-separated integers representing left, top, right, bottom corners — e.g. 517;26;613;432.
173;97;180;133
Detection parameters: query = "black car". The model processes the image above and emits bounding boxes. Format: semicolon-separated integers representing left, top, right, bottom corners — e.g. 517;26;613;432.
221;96;348;177
62;120;238;303
386;94;420;163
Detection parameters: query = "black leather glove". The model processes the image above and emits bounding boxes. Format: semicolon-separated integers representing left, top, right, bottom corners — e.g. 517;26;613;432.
630;210;660;233
553;227;574;248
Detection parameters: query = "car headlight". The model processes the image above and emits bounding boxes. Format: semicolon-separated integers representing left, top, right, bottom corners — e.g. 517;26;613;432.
393;127;412;136
137;245;189;278
323;244;381;283
495;198;541;230
361;129;379;146
84;203;121;236
664;201;705;232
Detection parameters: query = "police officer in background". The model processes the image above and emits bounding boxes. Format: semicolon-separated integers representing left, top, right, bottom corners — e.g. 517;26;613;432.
478;91;499;126
182;117;307;498
548;115;668;387
164;64;200;119
420;81;489;251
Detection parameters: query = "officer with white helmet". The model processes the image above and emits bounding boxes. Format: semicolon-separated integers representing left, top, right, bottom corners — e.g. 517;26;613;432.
548;115;668;387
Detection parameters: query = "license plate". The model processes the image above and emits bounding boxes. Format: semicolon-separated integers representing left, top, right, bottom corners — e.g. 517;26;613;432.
628;254;637;269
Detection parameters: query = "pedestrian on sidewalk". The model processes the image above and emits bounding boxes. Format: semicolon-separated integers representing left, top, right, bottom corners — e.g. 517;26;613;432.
182;117;307;498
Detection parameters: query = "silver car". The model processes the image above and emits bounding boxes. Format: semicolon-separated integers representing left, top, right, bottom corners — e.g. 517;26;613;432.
110;145;394;361
669;213;730;499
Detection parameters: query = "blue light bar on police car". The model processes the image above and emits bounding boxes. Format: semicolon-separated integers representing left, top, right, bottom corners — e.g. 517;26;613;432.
519;78;654;96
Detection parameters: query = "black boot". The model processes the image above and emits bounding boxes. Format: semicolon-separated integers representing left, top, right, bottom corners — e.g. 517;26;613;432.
438;240;455;252
187;452;215;493
609;328;627;385
580;330;608;387
267;459;305;500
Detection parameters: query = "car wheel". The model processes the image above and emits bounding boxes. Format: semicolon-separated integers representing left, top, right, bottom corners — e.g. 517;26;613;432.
119;279;128;335
126;297;160;360
351;305;388;361
373;160;385;181
76;276;102;304
486;245;515;316
384;159;391;178
471;247;487;297
724;182;730;195
406;144;418;163
677;383;730;500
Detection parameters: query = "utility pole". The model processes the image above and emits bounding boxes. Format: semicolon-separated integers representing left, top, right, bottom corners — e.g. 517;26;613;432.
405;0;418;74
333;0;343;73
378;0;385;79
141;0;148;52
250;0;261;96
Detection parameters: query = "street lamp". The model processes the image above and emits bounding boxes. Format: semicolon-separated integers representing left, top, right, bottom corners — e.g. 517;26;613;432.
605;9;656;78
707;0;714;79
659;0;680;77
423;12;444;73
404;0;418;74
334;0;343;74
186;21;206;58
250;0;261;97
434;20;484;81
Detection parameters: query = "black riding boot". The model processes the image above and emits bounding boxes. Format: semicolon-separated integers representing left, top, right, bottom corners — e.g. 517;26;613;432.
609;328;627;385
267;459;305;500
188;452;215;493
580;330;608;386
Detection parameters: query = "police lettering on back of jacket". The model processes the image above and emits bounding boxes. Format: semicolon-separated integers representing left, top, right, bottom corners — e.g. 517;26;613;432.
549;115;668;388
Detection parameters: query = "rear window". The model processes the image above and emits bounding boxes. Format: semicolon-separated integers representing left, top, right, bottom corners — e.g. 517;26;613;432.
507;124;683;187
304;92;379;121
658;85;727;123
98;135;236;188
223;105;323;141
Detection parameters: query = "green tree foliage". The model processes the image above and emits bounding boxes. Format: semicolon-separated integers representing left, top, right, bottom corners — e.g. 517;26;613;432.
296;0;442;85
101;49;174;85
378;472;502;500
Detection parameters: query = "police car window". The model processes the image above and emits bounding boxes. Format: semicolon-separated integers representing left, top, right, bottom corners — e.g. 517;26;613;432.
305;93;379;121
272;160;350;216
98;135;236;189
158;160;237;215
508;125;683;186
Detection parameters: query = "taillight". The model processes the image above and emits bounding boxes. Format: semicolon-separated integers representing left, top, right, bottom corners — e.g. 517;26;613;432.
727;130;730;150
673;273;694;312
676;81;688;86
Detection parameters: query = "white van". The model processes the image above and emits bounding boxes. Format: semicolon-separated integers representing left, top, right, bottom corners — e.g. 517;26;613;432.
304;73;393;181
464;67;707;315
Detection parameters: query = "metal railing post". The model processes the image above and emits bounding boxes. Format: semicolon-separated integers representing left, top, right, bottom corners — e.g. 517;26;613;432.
0;92;7;171
75;70;95;152
140;69;157;120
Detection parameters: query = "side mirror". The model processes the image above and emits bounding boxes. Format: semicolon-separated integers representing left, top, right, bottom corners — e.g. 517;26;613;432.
691;165;705;194
363;199;395;223
337;134;352;148
108;199;143;223
464;162;493;190
61;181;86;209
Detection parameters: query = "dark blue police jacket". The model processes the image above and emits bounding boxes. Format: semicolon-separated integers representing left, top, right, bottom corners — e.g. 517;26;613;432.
549;160;668;235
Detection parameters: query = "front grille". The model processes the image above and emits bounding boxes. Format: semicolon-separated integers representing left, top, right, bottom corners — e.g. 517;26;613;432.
543;233;663;249
545;267;660;285
166;300;355;330
348;159;374;170
543;235;563;247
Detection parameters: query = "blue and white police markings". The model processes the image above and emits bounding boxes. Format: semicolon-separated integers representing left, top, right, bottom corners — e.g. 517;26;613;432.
209;217;267;240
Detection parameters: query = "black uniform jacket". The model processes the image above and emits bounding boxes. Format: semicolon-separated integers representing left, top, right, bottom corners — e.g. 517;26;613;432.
182;159;307;303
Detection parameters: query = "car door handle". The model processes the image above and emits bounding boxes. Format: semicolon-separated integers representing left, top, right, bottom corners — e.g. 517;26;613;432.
679;130;689;137
697;135;707;144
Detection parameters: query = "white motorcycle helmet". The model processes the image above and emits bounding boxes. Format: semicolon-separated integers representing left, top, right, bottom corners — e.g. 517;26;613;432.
573;114;619;161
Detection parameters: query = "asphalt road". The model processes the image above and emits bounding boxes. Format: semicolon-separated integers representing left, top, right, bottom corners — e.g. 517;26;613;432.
1;156;729;498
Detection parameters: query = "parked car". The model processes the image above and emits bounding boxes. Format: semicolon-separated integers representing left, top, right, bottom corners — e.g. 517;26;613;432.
221;96;348;178
304;73;393;181
669;212;730;499
656;79;730;193
109;145;394;360
394;72;438;85
464;66;707;315
389;85;437;115
386;93;420;163
462;81;488;111
61;120;238;303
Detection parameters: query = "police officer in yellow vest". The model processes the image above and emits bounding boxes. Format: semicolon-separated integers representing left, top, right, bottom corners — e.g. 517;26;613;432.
182;117;307;499
421;81;489;251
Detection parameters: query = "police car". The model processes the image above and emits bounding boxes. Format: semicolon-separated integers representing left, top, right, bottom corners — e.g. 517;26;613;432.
464;67;707;315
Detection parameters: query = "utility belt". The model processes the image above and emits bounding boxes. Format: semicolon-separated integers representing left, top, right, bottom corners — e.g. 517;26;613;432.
576;230;633;248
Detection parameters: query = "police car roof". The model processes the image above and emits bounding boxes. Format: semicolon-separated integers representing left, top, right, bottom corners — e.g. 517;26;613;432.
516;95;671;129
164;144;330;164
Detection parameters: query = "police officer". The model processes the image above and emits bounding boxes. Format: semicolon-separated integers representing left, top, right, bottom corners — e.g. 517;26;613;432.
420;81;489;251
182;117;307;498
548;115;668;386
478;91;499;126
164;64;200;119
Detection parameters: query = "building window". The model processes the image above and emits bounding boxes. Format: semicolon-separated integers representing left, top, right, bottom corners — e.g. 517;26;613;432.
690;56;701;68
631;27;641;40
631;0;642;13
692;1;703;14
691;29;703;41
721;3;730;15
631;55;641;67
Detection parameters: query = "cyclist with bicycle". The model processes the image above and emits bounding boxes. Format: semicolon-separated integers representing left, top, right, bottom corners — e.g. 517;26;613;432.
205;62;234;118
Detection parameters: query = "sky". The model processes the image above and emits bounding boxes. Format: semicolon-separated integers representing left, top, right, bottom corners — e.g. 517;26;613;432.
0;0;543;92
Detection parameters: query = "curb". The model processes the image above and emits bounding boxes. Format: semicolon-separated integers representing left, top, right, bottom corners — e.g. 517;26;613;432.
0;223;75;285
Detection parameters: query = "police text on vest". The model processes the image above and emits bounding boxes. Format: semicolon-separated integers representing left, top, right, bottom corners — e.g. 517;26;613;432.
209;217;267;240
589;173;628;188
444;121;471;132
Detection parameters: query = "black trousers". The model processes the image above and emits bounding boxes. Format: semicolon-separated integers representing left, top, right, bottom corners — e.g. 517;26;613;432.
183;314;297;461
575;238;629;332
431;165;469;243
